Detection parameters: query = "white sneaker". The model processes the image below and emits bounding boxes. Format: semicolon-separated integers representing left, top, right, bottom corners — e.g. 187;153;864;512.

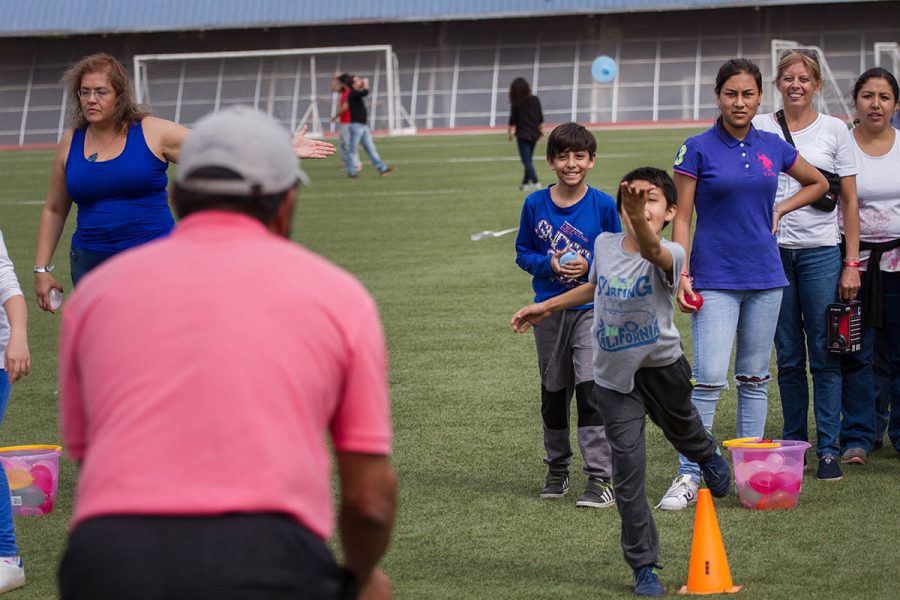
0;556;25;593
656;475;699;511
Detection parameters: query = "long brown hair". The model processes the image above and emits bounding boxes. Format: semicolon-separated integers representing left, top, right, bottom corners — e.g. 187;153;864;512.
509;77;533;107
63;53;149;130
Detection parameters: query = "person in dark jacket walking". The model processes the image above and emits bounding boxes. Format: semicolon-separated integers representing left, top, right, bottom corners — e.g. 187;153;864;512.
508;78;544;191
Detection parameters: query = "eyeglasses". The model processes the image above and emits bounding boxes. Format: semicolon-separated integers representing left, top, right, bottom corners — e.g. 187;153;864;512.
77;87;111;99
779;48;819;64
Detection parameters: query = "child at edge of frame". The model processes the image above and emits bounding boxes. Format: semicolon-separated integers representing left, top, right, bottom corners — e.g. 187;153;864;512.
513;121;620;509
511;167;732;597
0;229;30;594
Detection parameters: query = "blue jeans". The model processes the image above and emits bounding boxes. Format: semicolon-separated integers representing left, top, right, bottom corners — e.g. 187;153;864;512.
70;245;114;287
775;246;842;458
338;124;360;173
0;371;19;556
678;288;783;481
347;123;387;176
841;271;898;452
516;138;539;185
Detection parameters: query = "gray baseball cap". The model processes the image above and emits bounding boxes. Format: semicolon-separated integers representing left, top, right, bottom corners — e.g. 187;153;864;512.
176;106;310;195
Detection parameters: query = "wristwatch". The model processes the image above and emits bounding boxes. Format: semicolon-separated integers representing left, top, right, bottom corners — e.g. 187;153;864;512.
33;265;54;273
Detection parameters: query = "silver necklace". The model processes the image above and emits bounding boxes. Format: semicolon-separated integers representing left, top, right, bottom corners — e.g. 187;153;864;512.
86;127;121;163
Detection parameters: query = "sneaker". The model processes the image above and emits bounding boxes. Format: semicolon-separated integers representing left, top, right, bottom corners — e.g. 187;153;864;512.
816;455;842;481
699;451;731;498
379;166;395;177
576;477;616;508
0;557;25;594
841;447;868;465
656;475;698;510
633;564;664;597
539;472;569;499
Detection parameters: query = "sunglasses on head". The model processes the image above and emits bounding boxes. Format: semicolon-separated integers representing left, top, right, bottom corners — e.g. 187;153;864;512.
780;48;819;63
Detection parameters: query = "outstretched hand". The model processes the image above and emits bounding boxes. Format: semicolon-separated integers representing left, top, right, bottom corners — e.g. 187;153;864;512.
620;181;649;221
292;125;337;160
511;302;551;333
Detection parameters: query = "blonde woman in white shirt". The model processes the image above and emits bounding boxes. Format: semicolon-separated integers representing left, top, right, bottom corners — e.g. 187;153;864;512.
752;49;861;480
841;68;900;461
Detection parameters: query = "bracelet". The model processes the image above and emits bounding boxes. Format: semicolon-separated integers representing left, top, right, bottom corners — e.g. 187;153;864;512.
843;260;860;267
680;271;693;282
33;265;54;273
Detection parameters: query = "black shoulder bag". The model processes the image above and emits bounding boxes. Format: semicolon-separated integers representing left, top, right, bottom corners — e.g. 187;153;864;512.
774;109;842;212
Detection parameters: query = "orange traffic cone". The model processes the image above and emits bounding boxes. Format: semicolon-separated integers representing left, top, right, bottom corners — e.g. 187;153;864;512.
678;488;742;595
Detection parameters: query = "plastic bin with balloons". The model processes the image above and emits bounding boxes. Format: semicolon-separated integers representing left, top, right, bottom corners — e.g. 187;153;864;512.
0;445;62;516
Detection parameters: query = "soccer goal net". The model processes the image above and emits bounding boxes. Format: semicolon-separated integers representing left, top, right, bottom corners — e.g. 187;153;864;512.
770;39;853;123
874;42;900;75
133;45;417;136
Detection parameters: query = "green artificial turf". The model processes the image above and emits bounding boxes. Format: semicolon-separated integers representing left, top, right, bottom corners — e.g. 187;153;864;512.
0;129;896;599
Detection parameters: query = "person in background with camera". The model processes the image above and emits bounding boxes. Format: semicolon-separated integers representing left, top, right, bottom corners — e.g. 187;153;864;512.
839;68;900;463
751;48;861;481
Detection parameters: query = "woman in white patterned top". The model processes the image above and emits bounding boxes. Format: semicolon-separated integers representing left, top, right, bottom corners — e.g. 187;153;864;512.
840;67;900;462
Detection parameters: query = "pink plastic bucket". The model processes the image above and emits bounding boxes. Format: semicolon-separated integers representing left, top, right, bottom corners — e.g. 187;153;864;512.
726;439;810;510
0;445;62;516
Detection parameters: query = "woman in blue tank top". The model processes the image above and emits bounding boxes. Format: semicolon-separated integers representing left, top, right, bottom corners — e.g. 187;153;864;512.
33;53;188;308
34;53;335;312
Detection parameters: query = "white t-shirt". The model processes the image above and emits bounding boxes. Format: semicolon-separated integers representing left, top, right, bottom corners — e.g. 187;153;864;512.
753;112;857;248
0;231;25;366
850;129;900;272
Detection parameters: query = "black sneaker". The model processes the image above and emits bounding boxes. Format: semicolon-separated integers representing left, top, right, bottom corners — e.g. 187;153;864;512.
539;472;569;499
699;451;731;498
379;166;395;177
633;564;664;597
576;477;615;508
816;455;842;481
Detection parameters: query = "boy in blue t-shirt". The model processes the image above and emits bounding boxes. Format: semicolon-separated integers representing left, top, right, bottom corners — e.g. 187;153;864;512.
0;230;29;594
513;122;621;507
513;168;730;596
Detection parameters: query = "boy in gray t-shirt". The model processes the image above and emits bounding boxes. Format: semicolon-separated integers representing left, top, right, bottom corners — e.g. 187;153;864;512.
512;168;731;597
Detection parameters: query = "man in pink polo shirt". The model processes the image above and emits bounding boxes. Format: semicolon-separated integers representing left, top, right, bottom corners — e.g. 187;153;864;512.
58;106;397;599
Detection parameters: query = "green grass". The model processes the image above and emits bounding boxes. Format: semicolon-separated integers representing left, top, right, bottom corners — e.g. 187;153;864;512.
0;129;897;599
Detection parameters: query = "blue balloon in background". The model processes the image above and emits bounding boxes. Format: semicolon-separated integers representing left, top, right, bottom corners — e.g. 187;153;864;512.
591;56;618;83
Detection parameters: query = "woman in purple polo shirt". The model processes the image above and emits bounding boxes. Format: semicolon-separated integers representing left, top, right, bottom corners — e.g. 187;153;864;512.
657;58;828;511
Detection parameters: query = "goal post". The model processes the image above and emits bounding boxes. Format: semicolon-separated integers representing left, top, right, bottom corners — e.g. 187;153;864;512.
133;45;417;136
770;39;853;123
874;42;900;74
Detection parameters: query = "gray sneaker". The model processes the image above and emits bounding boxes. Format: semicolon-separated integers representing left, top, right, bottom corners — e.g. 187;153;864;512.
841;447;868;466
576;477;615;508
540;472;569;499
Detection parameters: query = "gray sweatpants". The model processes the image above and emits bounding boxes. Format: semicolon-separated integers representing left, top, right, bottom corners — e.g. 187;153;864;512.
533;308;612;479
594;355;717;569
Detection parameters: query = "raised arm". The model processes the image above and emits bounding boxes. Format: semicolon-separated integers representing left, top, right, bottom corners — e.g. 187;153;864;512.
34;130;74;312
619;181;673;273
337;452;397;599
142;115;190;164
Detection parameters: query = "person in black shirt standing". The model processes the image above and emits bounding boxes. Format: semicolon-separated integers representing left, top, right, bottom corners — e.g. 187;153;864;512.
346;75;394;178
508;78;544;191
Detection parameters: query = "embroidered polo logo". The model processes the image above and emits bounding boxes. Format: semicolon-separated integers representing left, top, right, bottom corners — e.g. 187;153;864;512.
674;145;687;166
756;152;776;177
